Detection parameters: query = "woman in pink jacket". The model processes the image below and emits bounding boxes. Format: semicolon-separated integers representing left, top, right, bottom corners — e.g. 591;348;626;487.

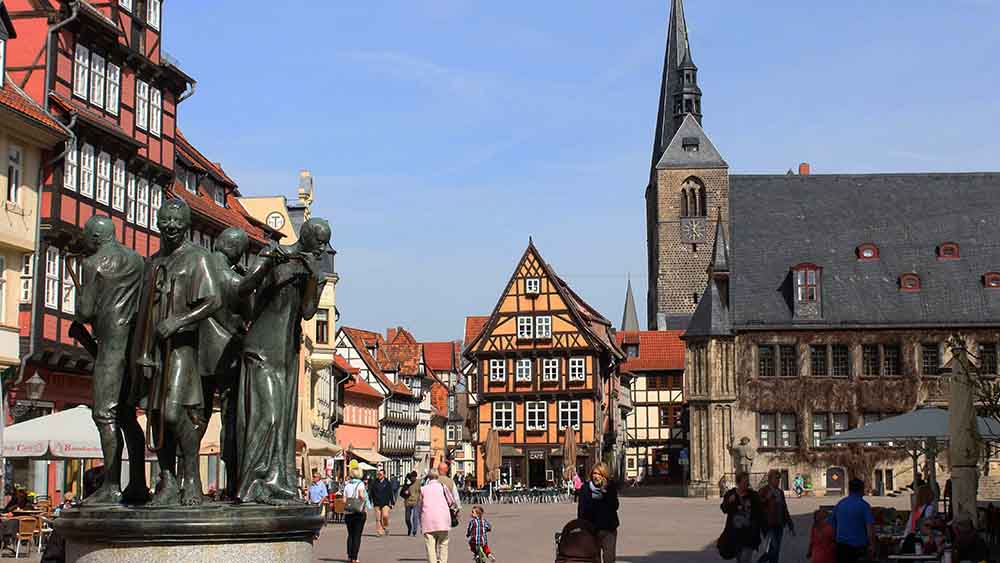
418;467;456;563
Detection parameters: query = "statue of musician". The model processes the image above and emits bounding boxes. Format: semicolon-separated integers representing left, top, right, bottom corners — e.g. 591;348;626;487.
68;215;148;504
132;199;222;506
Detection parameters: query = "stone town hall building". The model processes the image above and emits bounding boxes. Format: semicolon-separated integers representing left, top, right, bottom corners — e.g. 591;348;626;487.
647;0;1000;496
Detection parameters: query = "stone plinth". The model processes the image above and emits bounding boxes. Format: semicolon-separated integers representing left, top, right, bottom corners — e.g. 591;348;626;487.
56;503;322;563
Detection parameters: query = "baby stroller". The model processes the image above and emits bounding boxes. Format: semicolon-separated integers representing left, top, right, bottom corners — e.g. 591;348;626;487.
554;519;601;563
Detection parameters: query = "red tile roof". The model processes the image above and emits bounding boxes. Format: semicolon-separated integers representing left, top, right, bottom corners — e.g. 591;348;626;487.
171;131;269;245
333;354;359;375
388;327;417;345
423;342;459;372
464;316;489;349
0;76;66;137
345;374;383;400
383;342;422;376
50;94;136;146
340;326;411;398
616;330;686;372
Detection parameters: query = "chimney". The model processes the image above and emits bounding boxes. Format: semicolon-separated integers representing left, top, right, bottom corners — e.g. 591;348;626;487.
798;162;811;176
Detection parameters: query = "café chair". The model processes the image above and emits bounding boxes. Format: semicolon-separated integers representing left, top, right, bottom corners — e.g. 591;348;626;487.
14;516;37;557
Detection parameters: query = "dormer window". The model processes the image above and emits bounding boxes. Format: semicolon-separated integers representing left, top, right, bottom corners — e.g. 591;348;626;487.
682;137;700;153
793;264;820;303
984;272;1000;289
525;277;540;295
856;243;879;261
937;242;960;260
899;273;921;292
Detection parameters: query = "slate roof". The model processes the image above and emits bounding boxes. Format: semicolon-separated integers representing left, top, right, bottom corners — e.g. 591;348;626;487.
729;173;1000;328
621;279;640;332
615;330;686;372
656;114;727;170
0;75;66;138
649;0;695;174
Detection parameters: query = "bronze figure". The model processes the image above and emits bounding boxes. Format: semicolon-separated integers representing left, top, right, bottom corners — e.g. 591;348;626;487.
70;216;148;505
132;199;222;506
236;218;331;505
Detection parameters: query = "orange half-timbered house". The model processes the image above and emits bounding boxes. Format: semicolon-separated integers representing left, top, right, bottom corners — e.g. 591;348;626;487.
465;241;623;488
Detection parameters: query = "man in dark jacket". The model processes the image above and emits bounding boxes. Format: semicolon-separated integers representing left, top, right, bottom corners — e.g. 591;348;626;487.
721;471;766;563
370;470;395;536
758;469;794;563
389;474;400;505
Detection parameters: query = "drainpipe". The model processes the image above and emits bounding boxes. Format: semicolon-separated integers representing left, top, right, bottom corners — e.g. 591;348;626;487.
176;82;196;105
44;1;80;108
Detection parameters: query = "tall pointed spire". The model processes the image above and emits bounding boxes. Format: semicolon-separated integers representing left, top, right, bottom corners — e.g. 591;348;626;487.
621;278;640;332
650;0;700;177
709;209;729;276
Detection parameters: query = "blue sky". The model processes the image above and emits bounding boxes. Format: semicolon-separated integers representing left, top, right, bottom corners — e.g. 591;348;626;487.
164;0;1000;340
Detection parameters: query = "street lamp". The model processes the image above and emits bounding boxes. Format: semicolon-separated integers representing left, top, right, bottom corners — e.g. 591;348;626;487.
9;373;46;418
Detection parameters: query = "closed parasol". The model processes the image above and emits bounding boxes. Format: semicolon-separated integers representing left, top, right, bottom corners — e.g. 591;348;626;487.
562;426;577;480
484;429;501;483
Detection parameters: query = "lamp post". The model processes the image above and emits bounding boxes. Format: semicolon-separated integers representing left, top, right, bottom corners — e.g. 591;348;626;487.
10;373;47;417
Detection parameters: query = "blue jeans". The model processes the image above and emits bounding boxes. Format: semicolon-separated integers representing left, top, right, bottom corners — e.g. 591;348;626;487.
758;526;783;563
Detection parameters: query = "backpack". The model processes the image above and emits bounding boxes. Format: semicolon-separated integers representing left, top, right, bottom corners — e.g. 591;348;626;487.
344;481;366;514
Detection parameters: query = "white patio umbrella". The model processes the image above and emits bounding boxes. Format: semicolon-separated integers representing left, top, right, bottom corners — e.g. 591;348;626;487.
1;405;151;459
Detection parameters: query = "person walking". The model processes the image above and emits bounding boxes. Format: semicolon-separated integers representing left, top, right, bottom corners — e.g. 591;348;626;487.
390;474;401;505
419;467;457;563
721;471;766;563
370;470;394;537
806;510;835;563
437;462;462;511
308;473;330;520
403;471;422;537
576;462;620;563
828;478;875;563
793;474;805;498
343;464;368;563
758;469;794;563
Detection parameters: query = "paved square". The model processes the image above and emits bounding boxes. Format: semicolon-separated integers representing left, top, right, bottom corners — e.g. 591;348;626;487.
313;494;911;563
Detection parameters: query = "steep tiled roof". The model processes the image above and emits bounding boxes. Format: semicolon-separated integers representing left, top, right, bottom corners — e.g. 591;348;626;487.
388;327;417;344
333;354;359;375
340;326;411;397
0;75;66;137
50;94;138;148
616;330;686;372
383;343;422;376
345;374;383;400
423;342;459;372
464;316;489;349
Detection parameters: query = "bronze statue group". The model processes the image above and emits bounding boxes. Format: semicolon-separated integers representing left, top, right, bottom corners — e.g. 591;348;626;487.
70;198;330;507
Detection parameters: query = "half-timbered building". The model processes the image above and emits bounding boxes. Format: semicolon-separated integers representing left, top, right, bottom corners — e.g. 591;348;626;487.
465;241;623;488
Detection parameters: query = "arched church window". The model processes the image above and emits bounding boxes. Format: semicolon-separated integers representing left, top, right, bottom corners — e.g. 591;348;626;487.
681;177;706;217
680;189;689;217
698;187;707;217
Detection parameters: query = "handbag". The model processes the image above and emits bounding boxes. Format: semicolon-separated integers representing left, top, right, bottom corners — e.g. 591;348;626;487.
344;481;366;514
441;482;460;528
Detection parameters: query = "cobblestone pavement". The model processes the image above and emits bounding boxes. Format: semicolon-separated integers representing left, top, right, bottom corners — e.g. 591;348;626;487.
313;494;911;563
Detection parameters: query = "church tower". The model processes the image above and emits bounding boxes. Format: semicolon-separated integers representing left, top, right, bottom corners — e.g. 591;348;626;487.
646;0;729;330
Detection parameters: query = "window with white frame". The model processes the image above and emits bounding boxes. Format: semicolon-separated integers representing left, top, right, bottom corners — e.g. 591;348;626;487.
125;173;136;223
135;80;149;130
64;139;78;191
493;401;514;431
0;39;5;78
73;44;89;99
558;400;581;430
183;168;197;193
112;159;126;210
95;152;111;204
569;358;586;382
148;0;161;30
80;144;95;197
446;424;457;442
89;53;105;109
6;144;22;204
44;247;59;309
106;62;120;115
515;358;532;382
62;259;76;314
517;316;533;339
542;358;559;381
536;315;552;338
489;359;506;382
149;89;162;137
119;0;132;11
20;254;32;303
212;181;226;207
525;277;540;294
526;401;547;431
149;184;162;232
136;179;149;227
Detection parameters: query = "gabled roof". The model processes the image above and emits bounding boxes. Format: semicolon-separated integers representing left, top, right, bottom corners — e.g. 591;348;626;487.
424;341;459;373
383;342;422;376
464;240;623;360
333;354;359;375
388;327;417;345
650;0;696;175
656;114;727;170
0;75;65;139
729;173;1000;328
339;326;412;397
345;374;383;401
616;330;686;372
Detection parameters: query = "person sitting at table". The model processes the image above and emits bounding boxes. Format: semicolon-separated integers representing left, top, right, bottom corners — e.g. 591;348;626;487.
2;488;31;512
901;484;937;552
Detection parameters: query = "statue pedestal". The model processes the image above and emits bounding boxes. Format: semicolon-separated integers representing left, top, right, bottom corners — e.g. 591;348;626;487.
56;503;322;563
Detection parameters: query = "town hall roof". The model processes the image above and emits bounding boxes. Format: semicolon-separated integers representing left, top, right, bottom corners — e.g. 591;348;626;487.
728;173;1000;328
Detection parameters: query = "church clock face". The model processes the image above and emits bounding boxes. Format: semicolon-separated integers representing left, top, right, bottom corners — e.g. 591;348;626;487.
681;218;706;243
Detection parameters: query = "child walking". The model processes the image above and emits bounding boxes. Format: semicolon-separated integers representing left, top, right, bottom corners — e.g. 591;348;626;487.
467;505;495;562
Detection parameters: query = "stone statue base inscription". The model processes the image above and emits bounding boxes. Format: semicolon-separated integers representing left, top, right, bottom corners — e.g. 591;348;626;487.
57;503;322;563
